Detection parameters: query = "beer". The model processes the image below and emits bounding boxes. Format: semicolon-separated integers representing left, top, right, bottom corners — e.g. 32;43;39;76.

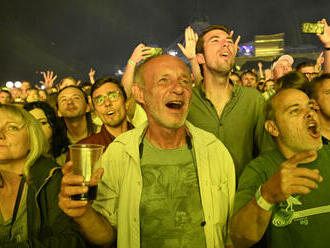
71;185;98;201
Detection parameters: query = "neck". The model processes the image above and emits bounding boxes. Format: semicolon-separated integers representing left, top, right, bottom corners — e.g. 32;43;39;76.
65;116;88;140
146;123;187;149
203;71;232;94
0;161;24;188
319;113;330;140
105;120;128;138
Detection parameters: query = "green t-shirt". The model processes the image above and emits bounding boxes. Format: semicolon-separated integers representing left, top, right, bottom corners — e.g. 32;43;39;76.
234;145;330;248
0;186;28;244
139;138;206;248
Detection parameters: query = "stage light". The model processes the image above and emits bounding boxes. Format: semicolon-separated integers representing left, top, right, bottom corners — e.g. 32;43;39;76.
168;49;178;56
14;81;22;88
41;85;46;90
6;81;14;88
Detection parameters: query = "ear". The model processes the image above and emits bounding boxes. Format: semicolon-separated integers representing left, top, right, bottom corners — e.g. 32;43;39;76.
196;53;205;65
310;98;320;111
132;83;145;105
57;109;63;117
265;120;279;137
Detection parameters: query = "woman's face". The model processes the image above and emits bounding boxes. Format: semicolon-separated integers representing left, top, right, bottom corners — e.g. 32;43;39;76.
29;108;53;144
0;110;30;165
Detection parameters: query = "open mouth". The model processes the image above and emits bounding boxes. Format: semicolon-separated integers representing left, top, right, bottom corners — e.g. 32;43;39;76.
107;111;115;116
307;121;320;138
165;101;184;110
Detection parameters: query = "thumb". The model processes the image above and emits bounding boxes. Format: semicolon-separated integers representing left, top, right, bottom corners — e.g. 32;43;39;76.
89;168;104;186
287;150;318;167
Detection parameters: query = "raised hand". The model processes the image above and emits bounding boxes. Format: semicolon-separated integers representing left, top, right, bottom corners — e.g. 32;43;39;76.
177;26;199;60
129;43;153;65
317;19;330;47
229;30;241;56
261;151;323;204
40;70;57;89
89;68;96;84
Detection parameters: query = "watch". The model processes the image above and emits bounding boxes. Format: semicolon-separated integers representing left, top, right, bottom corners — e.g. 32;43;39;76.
255;185;275;211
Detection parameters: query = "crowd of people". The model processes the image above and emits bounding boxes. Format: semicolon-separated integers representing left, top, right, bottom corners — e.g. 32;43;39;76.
0;18;330;248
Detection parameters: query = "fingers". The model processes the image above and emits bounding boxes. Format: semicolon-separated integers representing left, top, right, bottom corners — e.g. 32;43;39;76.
291;167;323;183
290;176;319;190
62;161;73;175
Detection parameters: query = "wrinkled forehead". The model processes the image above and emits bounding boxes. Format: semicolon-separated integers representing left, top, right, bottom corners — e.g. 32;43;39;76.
273;89;309;112
204;29;232;42
143;56;191;80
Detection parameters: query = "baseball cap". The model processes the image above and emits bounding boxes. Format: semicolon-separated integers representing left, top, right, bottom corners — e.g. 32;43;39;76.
271;55;294;71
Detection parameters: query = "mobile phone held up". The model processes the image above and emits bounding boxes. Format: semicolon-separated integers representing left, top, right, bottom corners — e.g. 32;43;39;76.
301;22;324;34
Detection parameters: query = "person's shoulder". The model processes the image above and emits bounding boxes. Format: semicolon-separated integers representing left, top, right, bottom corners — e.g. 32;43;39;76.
245;149;283;174
236;85;264;100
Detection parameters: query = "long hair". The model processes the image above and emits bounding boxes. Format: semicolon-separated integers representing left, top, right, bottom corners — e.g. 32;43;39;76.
0;104;48;180
24;101;70;158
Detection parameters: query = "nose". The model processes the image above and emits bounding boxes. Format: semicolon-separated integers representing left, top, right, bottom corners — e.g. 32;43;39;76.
171;80;185;95
0;128;5;139
103;97;113;106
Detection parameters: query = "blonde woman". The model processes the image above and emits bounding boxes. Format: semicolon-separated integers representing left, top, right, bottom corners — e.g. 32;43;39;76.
0;104;85;247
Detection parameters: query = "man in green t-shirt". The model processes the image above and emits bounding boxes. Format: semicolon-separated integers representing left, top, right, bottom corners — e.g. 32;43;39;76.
59;54;236;248
230;88;330;248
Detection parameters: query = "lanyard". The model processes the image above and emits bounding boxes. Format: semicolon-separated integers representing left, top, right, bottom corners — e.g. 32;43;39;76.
9;175;26;238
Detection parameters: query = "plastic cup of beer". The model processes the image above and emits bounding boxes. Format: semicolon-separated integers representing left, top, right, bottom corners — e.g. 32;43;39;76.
69;144;104;201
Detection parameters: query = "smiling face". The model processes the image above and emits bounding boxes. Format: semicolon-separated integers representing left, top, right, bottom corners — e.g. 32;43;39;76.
92;82;127;128
136;55;192;129
57;87;89;118
267;89;322;157
0;110;30;165
197;29;235;75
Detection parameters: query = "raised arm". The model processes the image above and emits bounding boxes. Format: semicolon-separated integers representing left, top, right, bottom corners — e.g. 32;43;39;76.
177;26;203;85
317;19;330;73
58;162;116;246
88;68;96;84
230;151;322;248
121;43;152;97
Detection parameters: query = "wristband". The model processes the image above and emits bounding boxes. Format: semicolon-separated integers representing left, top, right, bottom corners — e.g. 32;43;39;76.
128;60;136;66
255;185;275;211
324;47;330;51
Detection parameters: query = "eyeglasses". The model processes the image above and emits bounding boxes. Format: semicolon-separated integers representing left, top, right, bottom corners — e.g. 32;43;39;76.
93;91;121;106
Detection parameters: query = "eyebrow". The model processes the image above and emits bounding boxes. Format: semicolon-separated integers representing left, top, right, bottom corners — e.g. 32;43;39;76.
208;35;232;41
59;93;82;99
284;103;299;112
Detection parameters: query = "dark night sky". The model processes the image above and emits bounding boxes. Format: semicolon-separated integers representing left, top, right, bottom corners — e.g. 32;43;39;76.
1;0;329;86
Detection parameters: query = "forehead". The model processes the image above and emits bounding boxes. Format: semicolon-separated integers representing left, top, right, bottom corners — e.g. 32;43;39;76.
0;91;10;96
93;82;121;97
242;72;256;78
275;60;292;68
0;109;23;123
143;56;190;81
318;78;330;91
29;108;46;119
204;29;231;41
59;87;84;97
274;89;309;112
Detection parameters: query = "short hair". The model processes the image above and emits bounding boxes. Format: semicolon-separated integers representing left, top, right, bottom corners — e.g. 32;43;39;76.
24;101;70;158
295;61;314;71
308;73;330;99
240;70;258;80
57;85;89;104
91;76;127;101
0;88;12;98
57;85;97;136
276;71;309;92
0;104;48;180
59;76;76;87
196;25;231;54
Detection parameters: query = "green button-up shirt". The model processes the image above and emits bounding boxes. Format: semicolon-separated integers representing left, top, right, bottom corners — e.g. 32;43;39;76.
187;82;274;180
